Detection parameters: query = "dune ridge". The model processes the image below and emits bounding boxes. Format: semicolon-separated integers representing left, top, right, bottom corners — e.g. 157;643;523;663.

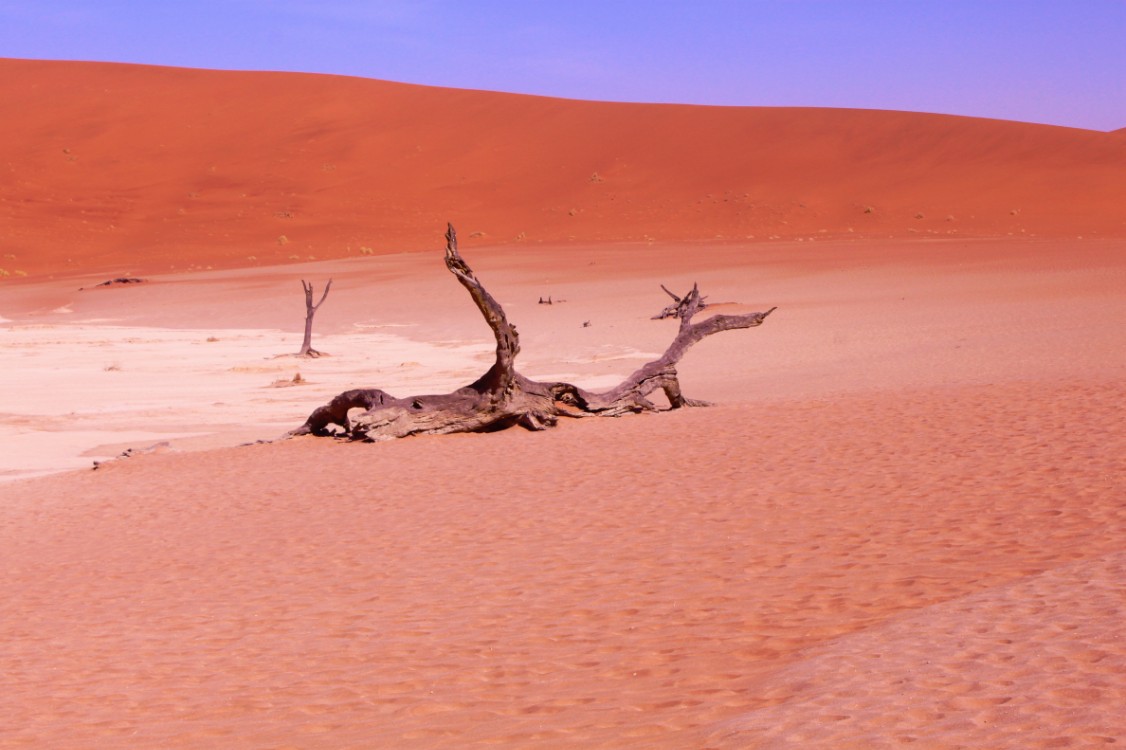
2;57;1125;279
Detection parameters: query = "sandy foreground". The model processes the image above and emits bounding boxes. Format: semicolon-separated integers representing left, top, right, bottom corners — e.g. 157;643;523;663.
1;238;1124;748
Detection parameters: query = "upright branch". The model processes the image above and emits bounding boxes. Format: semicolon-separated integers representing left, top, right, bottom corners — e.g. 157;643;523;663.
297;278;333;357
442;224;520;396
652;283;711;319
290;224;775;441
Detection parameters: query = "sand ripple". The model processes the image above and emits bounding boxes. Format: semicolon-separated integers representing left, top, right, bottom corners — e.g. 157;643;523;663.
1;378;1122;747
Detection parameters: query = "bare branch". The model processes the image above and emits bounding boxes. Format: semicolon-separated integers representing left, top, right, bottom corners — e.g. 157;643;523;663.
653;283;710;320
314;278;332;310
443;222;520;394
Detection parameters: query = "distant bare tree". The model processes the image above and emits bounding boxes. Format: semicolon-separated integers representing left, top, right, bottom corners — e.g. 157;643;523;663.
297;279;332;357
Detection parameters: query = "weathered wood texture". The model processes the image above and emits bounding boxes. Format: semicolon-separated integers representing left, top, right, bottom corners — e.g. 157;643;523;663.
291;224;774;441
297;279;332;357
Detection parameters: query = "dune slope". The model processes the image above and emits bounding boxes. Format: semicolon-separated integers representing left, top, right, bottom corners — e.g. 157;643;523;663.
2;58;1125;278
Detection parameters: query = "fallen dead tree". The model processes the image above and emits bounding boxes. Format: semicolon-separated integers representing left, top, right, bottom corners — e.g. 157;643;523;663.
291;224;775;441
78;277;147;291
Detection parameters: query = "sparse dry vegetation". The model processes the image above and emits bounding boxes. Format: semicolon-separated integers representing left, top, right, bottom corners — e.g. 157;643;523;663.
270;373;307;388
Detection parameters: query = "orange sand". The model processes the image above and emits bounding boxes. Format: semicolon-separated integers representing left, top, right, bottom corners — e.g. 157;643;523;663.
3;237;1124;748
2;58;1125;282
2;60;1125;748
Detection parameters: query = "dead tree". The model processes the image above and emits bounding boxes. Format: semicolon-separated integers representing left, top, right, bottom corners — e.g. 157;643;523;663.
297;279;332;357
290;224;775;441
653;283;708;319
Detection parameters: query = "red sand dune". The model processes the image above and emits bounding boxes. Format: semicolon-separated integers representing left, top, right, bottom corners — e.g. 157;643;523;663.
2;57;1125;279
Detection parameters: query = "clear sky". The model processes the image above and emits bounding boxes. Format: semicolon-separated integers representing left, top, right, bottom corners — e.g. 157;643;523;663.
2;0;1124;131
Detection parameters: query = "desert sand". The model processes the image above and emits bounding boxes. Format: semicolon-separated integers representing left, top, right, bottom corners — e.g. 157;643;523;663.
2;60;1125;748
3;58;1125;281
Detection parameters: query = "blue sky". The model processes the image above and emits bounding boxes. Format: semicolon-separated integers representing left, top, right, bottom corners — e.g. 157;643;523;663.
2;1;1124;131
